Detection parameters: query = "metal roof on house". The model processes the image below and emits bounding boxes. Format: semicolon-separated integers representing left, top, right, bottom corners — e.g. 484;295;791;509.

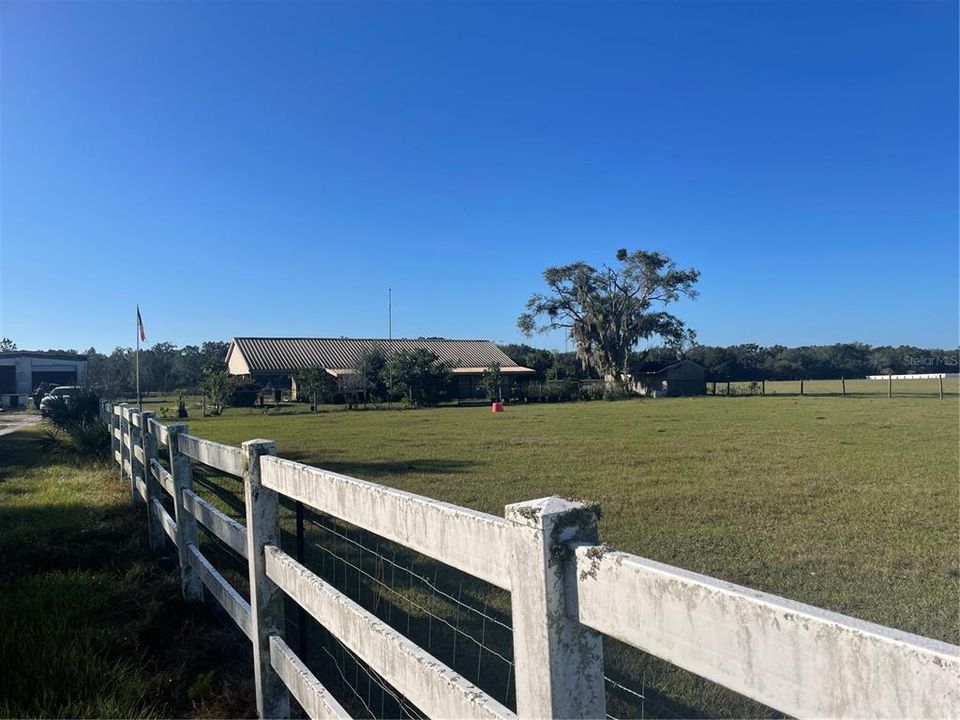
0;351;87;361
227;337;534;375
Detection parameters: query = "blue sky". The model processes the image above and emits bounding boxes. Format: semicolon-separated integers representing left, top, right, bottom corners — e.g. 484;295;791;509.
1;0;957;353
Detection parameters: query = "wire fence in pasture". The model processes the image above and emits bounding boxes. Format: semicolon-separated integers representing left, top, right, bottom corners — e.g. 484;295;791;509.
708;375;959;399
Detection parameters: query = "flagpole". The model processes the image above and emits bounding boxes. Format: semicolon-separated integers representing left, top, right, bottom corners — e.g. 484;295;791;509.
136;304;142;413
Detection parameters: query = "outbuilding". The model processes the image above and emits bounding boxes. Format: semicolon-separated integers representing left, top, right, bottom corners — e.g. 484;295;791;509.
630;359;706;397
0;351;88;409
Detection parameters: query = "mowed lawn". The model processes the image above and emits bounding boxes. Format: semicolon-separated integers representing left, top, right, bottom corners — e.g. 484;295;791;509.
183;395;960;645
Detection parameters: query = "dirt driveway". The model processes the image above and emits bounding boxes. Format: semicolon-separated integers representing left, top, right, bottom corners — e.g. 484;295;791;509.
0;412;41;437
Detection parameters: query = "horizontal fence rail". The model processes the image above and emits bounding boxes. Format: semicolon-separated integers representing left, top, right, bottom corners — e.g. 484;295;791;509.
260;456;515;591
150;458;174;496
573;547;959;719
147;416;169;445
182;488;248;558
269;635;352;720
177;433;246;476
99;400;960;720
187;542;254;641
151;498;178;545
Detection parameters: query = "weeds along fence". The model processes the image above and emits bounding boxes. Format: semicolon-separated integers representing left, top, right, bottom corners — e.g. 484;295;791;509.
102;401;959;720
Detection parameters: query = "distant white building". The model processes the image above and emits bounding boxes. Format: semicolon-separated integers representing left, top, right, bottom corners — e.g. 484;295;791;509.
0;351;87;409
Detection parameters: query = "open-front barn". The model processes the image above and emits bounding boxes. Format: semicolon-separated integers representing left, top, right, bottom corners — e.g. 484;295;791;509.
630;359;707;397
0;350;88;409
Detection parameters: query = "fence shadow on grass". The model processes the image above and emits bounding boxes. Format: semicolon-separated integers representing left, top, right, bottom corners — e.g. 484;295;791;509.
280;452;477;480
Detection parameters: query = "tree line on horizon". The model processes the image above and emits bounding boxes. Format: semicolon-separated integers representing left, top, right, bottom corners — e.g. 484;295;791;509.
3;337;953;398
500;341;959;383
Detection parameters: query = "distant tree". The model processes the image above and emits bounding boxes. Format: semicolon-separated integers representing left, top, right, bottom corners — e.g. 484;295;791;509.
357;348;388;404
82;347;108;393
200;365;236;416
294;368;337;412
104;347;134;394
478;363;503;401
384;349;453;406
200;341;230;368
519;249;700;387
173;345;206;390
140;341;178;393
0;338;16;352
498;343;554;380
338;372;367;409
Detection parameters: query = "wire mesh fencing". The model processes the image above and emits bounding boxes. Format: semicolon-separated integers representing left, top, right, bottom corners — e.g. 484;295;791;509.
175;467;779;720
284;504;516;717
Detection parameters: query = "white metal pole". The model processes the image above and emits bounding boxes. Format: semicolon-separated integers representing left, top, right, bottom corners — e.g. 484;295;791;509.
136;305;142;413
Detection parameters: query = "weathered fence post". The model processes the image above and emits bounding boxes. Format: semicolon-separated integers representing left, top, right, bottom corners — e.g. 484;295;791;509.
761;379;766;396
110;404;120;468
295;500;308;656
119;404;132;492
140;411;163;550
242;439;289;720
939;375;944;400
168;423;202;602
841;377;846;397
888;374;893;398
130;409;144;504
506;497;606;719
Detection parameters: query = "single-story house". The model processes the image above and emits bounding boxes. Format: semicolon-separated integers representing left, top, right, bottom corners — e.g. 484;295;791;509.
629;359;706;397
0;350;88;409
225;337;535;399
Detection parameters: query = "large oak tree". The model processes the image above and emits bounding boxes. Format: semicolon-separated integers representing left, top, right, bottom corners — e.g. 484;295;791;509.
518;249;700;385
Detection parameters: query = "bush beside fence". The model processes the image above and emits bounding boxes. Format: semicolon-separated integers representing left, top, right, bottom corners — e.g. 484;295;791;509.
102;401;959;720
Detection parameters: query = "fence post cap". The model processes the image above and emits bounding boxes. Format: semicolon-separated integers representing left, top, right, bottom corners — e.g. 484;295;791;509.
505;496;601;531
166;423;188;436
242;439;277;454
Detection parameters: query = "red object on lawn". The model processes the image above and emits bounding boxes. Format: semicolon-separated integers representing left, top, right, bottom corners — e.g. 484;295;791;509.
491;401;505;413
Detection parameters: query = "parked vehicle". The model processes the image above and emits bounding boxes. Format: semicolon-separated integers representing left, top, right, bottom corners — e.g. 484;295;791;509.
39;386;82;416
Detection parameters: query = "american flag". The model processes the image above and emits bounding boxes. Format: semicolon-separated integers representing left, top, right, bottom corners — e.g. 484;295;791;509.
136;305;146;342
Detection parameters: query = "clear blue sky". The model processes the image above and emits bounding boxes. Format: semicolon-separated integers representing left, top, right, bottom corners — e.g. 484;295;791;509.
1;0;957;353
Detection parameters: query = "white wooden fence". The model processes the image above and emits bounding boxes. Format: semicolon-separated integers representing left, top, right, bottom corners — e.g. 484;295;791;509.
102;401;959;720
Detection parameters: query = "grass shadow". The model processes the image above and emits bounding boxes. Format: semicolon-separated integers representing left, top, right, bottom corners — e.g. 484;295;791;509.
281;451;476;480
